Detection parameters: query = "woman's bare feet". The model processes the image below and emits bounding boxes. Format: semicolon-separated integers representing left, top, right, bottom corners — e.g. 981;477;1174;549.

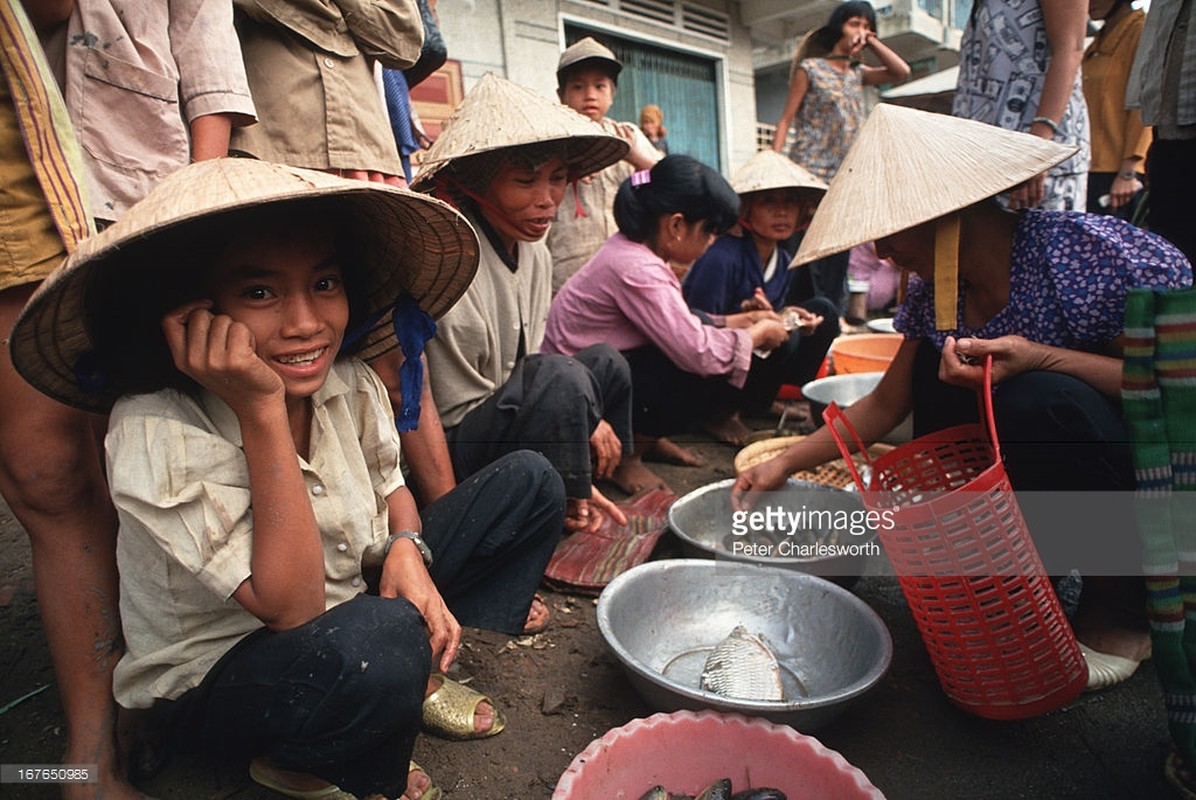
523;593;549;634
640;436;704;467
702;412;752;446
425;674;496;735
610;455;668;495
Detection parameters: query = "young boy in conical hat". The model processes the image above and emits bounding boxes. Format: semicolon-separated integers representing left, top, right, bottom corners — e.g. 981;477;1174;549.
682;149;840;441
10;158;567;800
732;104;1191;689
413;72;642;526
548;37;663;294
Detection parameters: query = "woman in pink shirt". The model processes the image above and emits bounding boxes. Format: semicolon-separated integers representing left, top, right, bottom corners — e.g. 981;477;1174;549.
544;155;789;490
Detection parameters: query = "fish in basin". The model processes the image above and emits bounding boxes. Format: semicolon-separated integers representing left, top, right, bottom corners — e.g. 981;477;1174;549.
699;626;784;701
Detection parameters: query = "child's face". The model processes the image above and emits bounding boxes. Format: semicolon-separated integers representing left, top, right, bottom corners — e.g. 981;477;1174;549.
481;156;568;249
743;189;805;243
559;67;616;121
209;227;349;403
836;15;873;48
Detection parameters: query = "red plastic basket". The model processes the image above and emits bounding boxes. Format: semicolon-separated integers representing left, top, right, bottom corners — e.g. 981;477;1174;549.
824;358;1087;720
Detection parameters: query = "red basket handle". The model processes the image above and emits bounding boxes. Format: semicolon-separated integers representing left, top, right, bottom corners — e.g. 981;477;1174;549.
978;354;1000;461
821;355;999;493
822;402;872;493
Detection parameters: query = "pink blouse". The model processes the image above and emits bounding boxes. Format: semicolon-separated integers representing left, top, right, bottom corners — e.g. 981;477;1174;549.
542;233;753;388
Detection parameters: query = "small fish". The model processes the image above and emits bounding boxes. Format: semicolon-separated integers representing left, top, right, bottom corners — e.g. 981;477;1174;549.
731;790;787;800
638;787;669;800
700;626;784;702
695;778;732;800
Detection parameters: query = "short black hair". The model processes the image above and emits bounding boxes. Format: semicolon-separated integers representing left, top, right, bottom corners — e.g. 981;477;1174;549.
613;155;740;244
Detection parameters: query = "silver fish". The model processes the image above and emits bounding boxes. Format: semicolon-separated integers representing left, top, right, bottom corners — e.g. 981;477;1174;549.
699;626;784;702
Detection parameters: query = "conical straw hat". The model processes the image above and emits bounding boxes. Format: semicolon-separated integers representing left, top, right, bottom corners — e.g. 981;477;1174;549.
412;72;629;188
10;158;479;412
731;149;827;196
793;104;1076;266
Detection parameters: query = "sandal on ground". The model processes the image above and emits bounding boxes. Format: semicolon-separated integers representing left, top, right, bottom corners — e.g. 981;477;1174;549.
422;673;506;740
1167;749;1196;800
1079;643;1141;692
522;592;550;635
406;760;442;800
249;760;355;800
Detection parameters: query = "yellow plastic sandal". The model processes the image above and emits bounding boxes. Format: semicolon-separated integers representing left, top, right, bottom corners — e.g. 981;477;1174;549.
421;673;506;740
407;761;442;800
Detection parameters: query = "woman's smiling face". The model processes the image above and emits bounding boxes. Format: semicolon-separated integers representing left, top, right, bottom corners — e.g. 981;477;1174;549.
481;156;568;251
208;226;348;404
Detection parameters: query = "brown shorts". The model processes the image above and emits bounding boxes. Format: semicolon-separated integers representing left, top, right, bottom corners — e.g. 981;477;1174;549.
0;74;66;293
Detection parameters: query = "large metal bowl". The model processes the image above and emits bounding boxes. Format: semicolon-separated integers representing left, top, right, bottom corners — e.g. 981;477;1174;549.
801;373;913;444
667;478;877;582
597;559;892;731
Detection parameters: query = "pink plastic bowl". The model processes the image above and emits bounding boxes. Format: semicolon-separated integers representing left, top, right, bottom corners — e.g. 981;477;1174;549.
553;710;884;800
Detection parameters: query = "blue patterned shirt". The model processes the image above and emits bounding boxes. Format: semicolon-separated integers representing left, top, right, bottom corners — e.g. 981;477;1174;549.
895;210;1193;351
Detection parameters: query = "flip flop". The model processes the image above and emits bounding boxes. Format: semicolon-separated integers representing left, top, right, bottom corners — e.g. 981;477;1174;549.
522;592;550;635
406;760;442;800
249;760;355;800
1079;643;1141;692
422;673;506;740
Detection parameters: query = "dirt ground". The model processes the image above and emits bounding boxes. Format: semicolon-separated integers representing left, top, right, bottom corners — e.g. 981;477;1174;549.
0;423;1175;799
0;434;747;800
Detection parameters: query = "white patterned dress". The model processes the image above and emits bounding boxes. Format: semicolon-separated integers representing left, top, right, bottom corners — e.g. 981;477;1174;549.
953;0;1091;211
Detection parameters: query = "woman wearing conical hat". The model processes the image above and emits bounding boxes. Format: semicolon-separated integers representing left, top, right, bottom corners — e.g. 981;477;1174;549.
681;149;839;440
732;104;1192;689
412;72;636;534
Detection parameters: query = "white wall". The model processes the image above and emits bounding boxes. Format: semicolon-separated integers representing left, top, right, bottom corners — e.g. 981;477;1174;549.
431;0;759;176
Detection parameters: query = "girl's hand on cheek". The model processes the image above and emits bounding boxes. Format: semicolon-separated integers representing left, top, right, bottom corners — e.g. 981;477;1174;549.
162;302;284;411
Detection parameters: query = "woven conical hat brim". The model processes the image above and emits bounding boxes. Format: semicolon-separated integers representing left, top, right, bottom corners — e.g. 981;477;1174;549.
10;158;479;412
793;104;1077;266
731;149;828;196
412;72;629;188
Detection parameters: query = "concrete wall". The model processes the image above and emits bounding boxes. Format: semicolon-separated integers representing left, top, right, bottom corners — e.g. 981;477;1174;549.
432;0;758;176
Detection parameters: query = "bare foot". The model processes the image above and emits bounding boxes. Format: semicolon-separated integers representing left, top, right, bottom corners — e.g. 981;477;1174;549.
702;412;752;446
610;455;669;494
63;771;152;800
640;436;704;467
426;674;496;735
523;593;549;634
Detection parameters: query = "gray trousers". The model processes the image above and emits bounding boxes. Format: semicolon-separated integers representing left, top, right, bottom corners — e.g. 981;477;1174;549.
446;344;632;498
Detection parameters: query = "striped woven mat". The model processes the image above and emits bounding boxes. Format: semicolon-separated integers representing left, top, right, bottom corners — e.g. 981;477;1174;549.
542;487;677;596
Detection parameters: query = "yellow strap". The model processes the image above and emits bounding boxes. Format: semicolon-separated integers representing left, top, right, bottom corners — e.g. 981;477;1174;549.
934;214;960;331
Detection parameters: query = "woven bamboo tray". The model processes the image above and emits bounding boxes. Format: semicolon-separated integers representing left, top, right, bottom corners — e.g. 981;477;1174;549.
733;435;894;490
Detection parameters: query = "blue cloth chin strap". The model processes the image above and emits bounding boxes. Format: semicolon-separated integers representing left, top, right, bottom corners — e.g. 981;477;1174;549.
341;293;436;432
389;294;436;432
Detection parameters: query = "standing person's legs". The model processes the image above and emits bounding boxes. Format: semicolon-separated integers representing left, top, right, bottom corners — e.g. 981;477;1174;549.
1147;138;1196;264
0;283;131;798
421;450;565;635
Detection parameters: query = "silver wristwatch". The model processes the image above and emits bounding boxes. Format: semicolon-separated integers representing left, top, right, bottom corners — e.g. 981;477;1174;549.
385;530;433;567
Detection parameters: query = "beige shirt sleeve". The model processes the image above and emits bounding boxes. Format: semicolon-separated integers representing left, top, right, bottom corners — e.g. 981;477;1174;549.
235;0;422;69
